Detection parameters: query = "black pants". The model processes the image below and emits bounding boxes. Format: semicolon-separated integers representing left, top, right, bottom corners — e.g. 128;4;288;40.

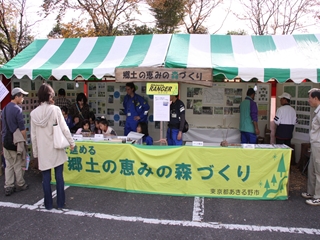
276;138;291;147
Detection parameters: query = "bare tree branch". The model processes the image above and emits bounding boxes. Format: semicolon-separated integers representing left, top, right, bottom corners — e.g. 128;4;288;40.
236;0;320;35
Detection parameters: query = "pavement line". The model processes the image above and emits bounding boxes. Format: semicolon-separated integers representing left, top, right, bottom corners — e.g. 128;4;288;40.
192;197;204;222
32;186;70;207
1;201;320;235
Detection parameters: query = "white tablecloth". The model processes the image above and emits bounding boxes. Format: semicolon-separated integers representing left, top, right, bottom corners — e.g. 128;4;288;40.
183;128;241;143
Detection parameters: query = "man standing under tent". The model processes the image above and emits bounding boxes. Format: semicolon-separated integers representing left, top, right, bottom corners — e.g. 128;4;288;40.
274;92;297;146
123;82;150;136
167;95;186;146
2;88;29;196
54;88;72;110
239;88;260;144
301;88;320;206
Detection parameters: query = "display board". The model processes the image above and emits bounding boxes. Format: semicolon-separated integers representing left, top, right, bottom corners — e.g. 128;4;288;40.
87;82;158;138
17;78;319;146
12;76;84;153
12;78;161;142
180;82;271;136
11;79;273;147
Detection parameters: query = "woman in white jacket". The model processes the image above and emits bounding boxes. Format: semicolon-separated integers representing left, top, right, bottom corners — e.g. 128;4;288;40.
31;84;75;210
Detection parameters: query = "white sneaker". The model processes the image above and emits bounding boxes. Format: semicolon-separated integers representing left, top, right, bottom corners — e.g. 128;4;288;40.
306;198;320;206
301;192;313;199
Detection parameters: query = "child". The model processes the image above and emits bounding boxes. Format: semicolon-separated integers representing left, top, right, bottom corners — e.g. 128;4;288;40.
94;117;102;134
75;119;91;134
88;111;96;132
61;106;74;131
70;116;82;134
99;118;117;136
137;122;153;145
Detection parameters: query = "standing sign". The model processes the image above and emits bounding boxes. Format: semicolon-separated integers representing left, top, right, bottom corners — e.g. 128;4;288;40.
0;81;9;103
146;82;179;122
153;95;170;121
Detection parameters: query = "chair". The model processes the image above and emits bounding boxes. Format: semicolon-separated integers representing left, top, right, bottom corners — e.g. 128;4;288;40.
264;124;271;144
256;124;271;144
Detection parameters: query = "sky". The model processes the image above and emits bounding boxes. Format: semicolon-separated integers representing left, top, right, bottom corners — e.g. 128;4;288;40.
26;0;320;39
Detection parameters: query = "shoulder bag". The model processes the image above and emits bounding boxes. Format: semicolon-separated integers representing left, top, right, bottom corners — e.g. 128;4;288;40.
182;120;189;133
53;109;70;149
3;107;17;151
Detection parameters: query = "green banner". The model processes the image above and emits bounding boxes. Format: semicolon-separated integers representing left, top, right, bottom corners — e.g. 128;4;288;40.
61;142;292;200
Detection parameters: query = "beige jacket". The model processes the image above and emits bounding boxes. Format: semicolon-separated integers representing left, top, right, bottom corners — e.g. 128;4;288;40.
30;103;75;171
13;128;27;166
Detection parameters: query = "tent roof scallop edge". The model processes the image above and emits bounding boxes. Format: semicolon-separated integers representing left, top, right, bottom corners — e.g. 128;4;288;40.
1;33;320;84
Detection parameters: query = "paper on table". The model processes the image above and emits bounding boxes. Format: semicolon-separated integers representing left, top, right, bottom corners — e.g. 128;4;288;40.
127;131;144;140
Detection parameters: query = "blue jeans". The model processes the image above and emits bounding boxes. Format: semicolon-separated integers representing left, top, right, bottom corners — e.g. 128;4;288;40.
42;164;65;210
166;128;183;146
241;131;257;144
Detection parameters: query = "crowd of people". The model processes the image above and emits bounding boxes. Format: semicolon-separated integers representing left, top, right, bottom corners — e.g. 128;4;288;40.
53;82;187;146
0;80;189;210
2;82;320;208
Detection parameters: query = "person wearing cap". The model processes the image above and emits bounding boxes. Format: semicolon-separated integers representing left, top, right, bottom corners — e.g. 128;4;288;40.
239;88;260;144
1;87;29;196
54;88;72;109
274;92;297;146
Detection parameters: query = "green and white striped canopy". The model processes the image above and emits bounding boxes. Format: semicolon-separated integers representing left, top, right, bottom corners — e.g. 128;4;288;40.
165;34;320;83
0;34;171;80
1;33;320;83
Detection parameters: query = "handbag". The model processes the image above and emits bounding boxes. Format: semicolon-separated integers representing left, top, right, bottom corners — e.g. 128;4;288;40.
3;107;17;151
53;110;70;149
182;120;189;133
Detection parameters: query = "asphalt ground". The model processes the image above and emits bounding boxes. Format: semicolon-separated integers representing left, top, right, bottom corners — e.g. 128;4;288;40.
0;165;319;240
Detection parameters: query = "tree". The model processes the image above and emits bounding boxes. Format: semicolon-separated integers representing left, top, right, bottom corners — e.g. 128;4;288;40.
236;0;320;35
0;0;34;64
48;19;96;38
183;0;223;34
147;0;186;33
226;29;247;35
117;23;156;35
277;154;286;178
42;0;142;36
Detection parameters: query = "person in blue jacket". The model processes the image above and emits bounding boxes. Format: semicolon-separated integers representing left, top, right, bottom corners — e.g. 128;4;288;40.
123;82;150;136
137;122;153;145
61;106;74;131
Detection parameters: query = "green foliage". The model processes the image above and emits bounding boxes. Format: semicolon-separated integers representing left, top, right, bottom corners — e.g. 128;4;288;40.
117;24;157;36
48;22;63;39
227;29;247;35
149;0;186;33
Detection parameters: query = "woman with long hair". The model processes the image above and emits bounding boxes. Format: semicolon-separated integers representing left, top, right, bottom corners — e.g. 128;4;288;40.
69;92;90;133
136;122;153;145
30;83;75;210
